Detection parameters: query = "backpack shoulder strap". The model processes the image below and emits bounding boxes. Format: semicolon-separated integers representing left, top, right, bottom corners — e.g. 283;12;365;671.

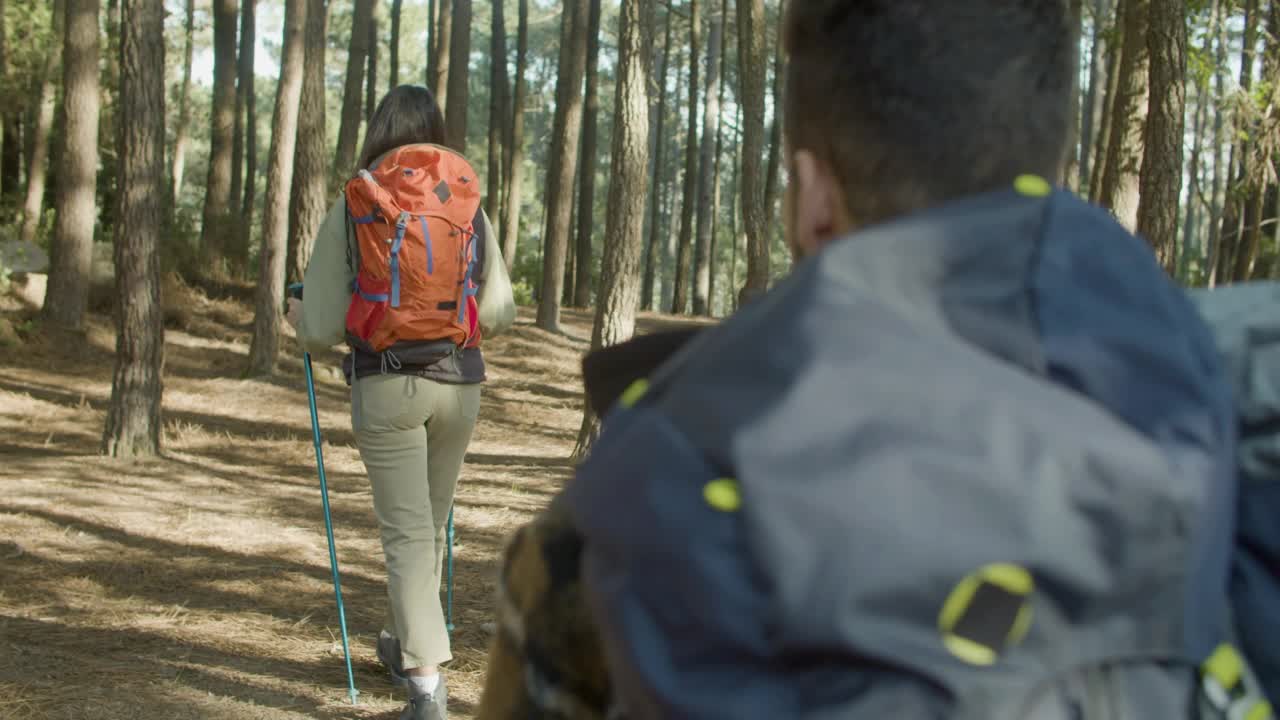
471;207;487;284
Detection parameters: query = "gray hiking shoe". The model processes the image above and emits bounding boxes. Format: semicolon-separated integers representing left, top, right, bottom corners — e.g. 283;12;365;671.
376;631;409;687
399;675;448;720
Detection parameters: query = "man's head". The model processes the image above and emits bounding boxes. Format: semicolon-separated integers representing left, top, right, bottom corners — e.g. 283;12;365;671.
782;1;1075;258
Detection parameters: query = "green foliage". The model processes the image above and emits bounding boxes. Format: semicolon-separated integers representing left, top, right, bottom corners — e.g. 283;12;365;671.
510;278;535;306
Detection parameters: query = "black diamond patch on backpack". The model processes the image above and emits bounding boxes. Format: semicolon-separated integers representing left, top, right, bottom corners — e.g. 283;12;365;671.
434;180;452;204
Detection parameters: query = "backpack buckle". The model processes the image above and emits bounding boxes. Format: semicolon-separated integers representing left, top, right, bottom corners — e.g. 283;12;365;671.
1200;644;1272;720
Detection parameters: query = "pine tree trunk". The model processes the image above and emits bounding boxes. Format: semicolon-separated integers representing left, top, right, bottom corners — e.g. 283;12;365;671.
692;7;722;316
366;0;379;121
0;0;17;208
389;0;401;88
200;0;239;268
1215;0;1260;284
232;0;257;274
535;0;590;333
1098;0;1149;232
247;0;308;376
1080;0;1113;194
433;0;452;105
333;0;373;186
574;0;651;459
231;0;251;231
42;0;99;330
736;0;769;304
104;0;166;458
487;0;509;222
1135;0;1185;269
708;0;728;315
426;0;437;85
287;0;328;284
661;44;689;310
572;0;603;309
641;9;673;312
501;0;528;270
444;0;471;150
1063;0;1084;187
1182;0;1217;275
169;0;194;210
18;0;64;244
1206;0;1229;284
763;0;785;224
1232;0;1280;282
1089;2;1122;203
97;0;121;235
671;0;701;315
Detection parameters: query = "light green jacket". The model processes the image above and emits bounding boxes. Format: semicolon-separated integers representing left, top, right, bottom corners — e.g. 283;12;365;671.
296;196;516;354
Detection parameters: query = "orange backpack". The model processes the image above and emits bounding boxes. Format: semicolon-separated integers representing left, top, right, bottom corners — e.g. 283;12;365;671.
343;144;484;353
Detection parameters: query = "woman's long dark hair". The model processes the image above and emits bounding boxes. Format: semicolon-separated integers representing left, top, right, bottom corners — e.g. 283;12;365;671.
356;85;447;170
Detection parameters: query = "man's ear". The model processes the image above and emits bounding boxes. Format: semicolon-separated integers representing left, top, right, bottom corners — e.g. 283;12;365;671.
789;150;846;257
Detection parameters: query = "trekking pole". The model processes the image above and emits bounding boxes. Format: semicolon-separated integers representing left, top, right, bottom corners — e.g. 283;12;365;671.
291;283;359;706
446;506;455;633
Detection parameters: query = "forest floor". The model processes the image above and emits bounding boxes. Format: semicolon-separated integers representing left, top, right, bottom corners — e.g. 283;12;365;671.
0;281;708;720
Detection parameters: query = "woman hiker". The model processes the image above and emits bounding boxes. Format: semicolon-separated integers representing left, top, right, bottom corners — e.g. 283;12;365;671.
287;84;516;720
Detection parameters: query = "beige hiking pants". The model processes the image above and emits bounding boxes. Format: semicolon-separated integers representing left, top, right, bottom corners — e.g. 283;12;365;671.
351;373;481;669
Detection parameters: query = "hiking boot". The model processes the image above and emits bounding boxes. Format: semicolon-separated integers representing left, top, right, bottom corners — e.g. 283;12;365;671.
376;630;409;687
399;674;448;720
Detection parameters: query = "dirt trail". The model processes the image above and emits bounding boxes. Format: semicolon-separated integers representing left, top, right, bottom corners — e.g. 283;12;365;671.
0;294;704;720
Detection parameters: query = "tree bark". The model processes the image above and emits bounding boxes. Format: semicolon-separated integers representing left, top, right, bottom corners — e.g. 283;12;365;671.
572;0;603;308
535;0;590;333
247;0;307;376
736;0;769;304
366;0;380;121
433;0;452;105
487;0;509;223
574;0;651;459
1135;0;1185;270
692;7;722;316
104;0;166;458
1098;0;1149;232
445;0;471;151
169;0;194;210
333;0;373;187
501;0;529;270
42;0;99;330
389;0;402;88
671;0;701;315
199;0;239;268
288;0;328;284
642;8;674;312
19;0;64;244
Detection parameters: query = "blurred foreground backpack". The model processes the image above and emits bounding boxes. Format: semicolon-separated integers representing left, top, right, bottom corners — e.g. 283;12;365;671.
1191;281;1280;712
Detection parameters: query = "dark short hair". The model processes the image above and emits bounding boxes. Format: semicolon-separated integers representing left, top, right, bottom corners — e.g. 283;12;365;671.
357;85;448;170
783;1;1074;227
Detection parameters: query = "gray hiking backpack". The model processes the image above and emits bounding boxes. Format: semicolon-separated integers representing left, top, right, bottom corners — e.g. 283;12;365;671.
1189;281;1280;720
945;283;1279;720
